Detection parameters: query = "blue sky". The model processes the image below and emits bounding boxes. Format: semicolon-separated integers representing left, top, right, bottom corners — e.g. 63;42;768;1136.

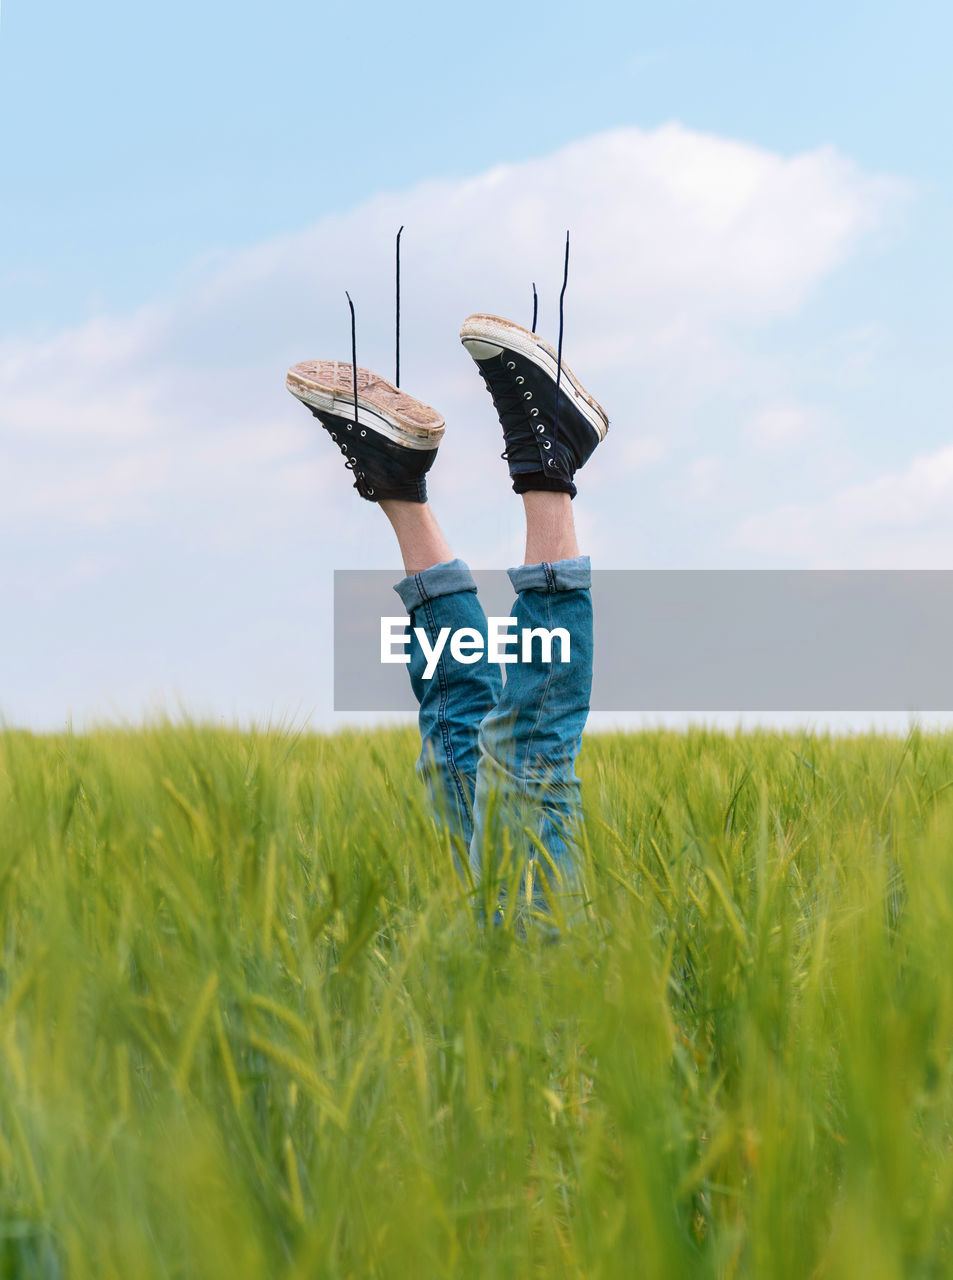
4;0;950;331
2;0;951;729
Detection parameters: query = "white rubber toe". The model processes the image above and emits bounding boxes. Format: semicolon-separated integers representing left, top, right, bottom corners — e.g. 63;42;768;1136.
460;314;608;440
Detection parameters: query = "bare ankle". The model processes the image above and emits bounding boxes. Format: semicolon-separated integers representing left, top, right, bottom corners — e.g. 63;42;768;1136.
381;501;454;574
521;491;579;565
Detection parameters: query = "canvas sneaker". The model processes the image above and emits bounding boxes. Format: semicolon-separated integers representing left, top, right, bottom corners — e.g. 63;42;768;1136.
459;314;608;498
286;359;444;502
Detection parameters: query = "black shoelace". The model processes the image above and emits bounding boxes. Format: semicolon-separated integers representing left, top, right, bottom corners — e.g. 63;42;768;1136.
552;230;570;464
525;232;570;465
480;361;548;471
345;224;403;409
332;291;366;487
395;225;403;388
512;233;571;476
338;226;405;490
345;290;359;432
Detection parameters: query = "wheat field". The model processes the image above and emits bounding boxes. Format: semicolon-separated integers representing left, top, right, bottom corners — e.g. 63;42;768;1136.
1;723;952;1278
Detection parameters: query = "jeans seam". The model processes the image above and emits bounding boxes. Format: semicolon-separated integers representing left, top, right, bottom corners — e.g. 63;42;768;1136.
519;587;557;777
421;597;472;825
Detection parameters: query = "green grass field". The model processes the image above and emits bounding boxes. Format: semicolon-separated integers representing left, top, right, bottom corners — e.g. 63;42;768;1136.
2;724;953;1278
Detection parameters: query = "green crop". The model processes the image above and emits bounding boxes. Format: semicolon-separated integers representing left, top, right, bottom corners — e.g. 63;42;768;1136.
1;722;952;1278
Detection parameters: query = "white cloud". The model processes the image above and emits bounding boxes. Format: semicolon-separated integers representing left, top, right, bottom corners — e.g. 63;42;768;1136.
746;404;826;450
735;442;953;567
685;455;722;498
0;123;907;725
621;434;668;468
1;121;898;444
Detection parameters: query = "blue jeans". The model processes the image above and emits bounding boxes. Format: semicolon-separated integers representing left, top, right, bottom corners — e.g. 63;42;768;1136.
393;556;592;917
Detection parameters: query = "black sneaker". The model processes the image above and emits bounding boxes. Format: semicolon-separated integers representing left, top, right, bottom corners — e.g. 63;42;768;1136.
459;314;608;498
286;360;444;502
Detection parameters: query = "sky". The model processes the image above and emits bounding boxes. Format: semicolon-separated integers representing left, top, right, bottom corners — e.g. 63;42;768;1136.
1;0;952;731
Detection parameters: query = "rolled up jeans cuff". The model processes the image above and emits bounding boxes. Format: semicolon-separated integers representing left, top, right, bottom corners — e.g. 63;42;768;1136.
507;555;591;594
393;557;478;612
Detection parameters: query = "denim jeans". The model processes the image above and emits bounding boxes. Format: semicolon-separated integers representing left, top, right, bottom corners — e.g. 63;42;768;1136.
393;555;592;915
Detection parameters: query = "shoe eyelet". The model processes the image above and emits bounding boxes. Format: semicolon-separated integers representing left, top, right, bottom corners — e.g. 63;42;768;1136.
367;487;375;496
530;408;539;417
347;423;353;431
536;424;545;433
547;459;556;467
331;433;337;441
360;429;366;437
543;441;552;450
506;361;516;370
515;376;524;385
523;391;532;400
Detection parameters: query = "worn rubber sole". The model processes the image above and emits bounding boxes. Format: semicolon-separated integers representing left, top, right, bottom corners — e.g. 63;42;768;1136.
459;314;609;440
286;360;445;451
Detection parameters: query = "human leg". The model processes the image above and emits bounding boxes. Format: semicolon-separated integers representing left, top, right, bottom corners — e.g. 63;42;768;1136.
521;490;579;565
285;359;500;861
391;547;502;858
459;314;608;921
469;518;593;918
380;499;502;852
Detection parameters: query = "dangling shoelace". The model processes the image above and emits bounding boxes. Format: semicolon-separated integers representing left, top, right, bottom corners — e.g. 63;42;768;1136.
525;234;569;474
346;224;403;415
345;290;359;425
343;291;362;479
395;225;403;388
551;230;569;466
339;227;405;491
